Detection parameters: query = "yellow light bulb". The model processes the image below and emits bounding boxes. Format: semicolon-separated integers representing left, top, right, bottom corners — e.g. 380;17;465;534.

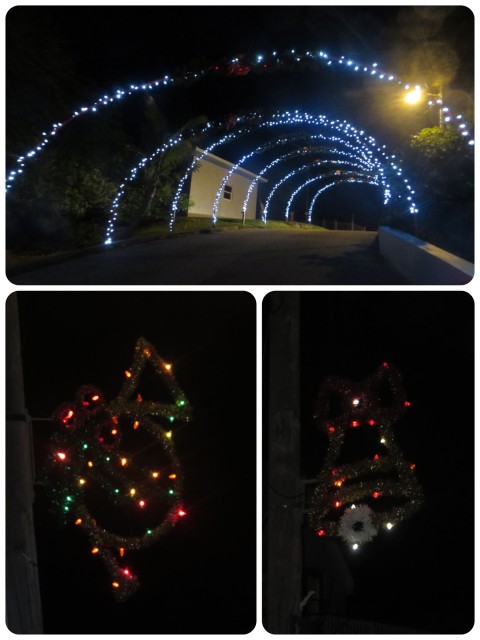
405;86;423;105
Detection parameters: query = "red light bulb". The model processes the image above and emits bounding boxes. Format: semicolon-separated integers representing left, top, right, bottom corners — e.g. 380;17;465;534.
372;491;380;499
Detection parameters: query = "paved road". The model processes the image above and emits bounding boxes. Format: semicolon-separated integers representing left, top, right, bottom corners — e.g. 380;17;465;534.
9;229;407;285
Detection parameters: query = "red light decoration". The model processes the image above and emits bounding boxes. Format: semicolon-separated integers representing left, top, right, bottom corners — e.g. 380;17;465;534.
328;426;335;433
62;410;75;424
309;363;424;548
46;337;192;602
317;529;326;537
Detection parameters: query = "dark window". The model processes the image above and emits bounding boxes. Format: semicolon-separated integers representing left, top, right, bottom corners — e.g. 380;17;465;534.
223;185;233;200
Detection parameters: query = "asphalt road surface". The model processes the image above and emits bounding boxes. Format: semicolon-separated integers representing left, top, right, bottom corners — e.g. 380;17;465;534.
9;229;407;285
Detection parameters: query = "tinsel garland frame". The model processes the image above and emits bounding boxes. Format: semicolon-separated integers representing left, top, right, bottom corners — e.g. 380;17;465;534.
44;338;192;601
309;363;424;545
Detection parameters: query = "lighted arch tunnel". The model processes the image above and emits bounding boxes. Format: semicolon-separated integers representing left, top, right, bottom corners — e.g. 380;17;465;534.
104;109;417;243
164;111;415;237
210;135;379;224
6;46;473;194
284;171;380;223
262;162;380;222
307;178;380;222
7;46;473;247
241;144;376;222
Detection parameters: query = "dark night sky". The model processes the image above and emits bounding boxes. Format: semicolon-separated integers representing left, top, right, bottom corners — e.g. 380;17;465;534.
297;292;474;633
15;291;256;634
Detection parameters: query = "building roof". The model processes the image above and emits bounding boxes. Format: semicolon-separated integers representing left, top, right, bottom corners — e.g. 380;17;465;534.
194;148;268;183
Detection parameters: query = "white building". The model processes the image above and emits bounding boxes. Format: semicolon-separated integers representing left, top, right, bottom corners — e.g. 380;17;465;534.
188;148;266;221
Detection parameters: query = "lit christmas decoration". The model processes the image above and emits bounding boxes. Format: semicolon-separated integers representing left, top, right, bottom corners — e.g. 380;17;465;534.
338;504;378;546
44;338;192;601
103;109;420;243
310;363;424;549
6;46;472;204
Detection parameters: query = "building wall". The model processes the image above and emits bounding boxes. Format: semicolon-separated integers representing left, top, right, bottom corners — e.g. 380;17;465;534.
188;150;263;220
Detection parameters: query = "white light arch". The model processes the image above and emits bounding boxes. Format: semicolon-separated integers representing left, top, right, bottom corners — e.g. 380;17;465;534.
285;172;379;222
6;47;473;194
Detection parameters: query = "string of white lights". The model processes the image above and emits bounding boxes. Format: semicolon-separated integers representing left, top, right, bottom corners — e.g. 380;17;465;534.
6;48;473;193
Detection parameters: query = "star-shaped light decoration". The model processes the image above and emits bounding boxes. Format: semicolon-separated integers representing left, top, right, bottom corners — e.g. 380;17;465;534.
45;338;192;601
310;363;423;550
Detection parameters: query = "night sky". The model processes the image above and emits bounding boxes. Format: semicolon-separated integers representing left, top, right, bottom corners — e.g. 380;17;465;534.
14;291;256;634
6;5;474;229
297;292;474;633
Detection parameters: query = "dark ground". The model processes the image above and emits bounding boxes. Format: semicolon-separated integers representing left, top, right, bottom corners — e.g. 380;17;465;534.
8;229;407;285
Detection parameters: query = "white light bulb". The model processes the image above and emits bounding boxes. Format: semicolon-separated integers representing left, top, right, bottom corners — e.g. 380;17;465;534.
386;522;394;530
352;544;359;550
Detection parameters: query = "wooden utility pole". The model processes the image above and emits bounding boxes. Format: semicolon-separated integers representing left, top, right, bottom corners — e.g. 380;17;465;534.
265;292;303;633
6;294;43;632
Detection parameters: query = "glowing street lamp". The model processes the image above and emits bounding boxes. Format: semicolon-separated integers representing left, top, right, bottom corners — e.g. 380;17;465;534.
404;85;423;105
404;85;445;130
